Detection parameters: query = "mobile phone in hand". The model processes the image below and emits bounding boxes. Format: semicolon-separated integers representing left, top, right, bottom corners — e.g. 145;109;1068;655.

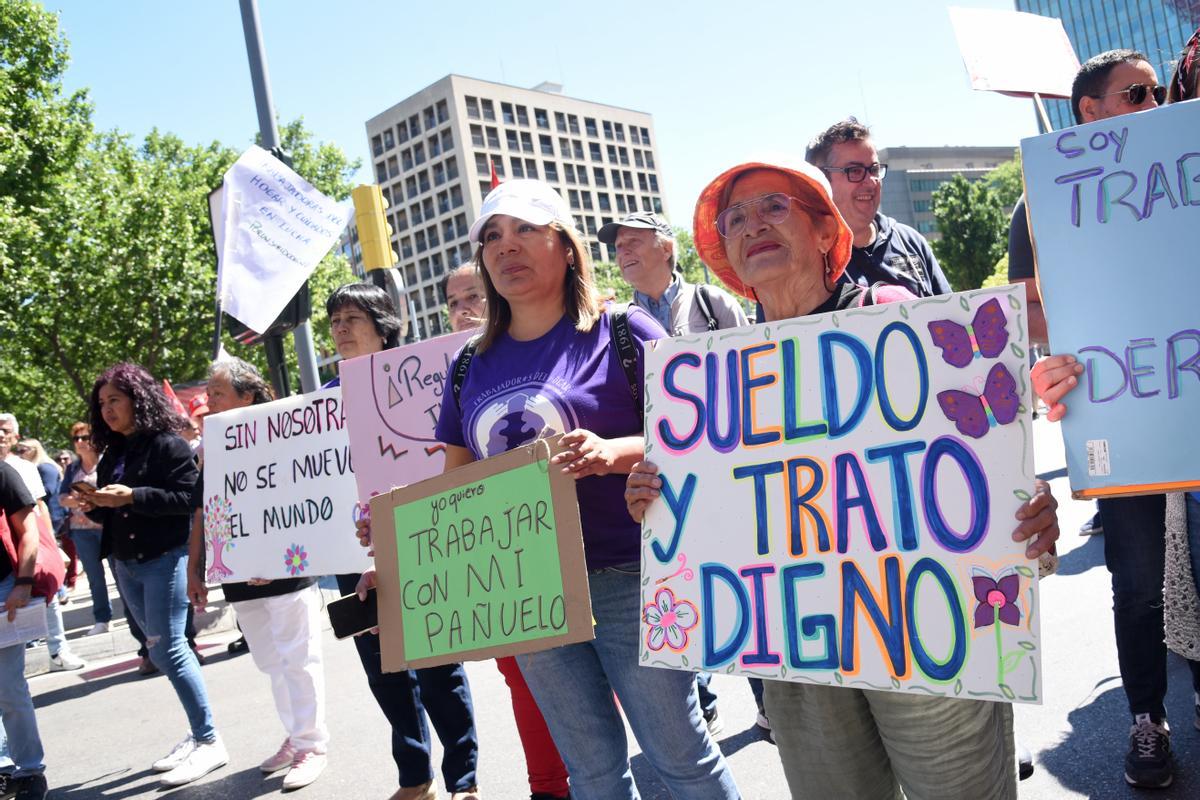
328;588;378;639
71;482;96;494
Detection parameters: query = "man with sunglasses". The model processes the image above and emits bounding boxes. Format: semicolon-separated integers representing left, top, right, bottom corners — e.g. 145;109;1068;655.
806;119;952;298
1014;48;1187;791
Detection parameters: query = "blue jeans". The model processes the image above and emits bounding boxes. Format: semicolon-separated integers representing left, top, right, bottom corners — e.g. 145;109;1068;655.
336;573;478;790
0;575;45;777
115;547;216;742
515;564;740;800
1100;495;1200;716
70;529;111;624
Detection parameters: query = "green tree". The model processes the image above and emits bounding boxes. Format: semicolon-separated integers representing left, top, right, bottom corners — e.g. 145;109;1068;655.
983;151;1023;209
0;3;360;445
930;174;1008;291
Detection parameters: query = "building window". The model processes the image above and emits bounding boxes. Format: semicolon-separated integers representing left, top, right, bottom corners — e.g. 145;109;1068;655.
619;147;629;166
544;162;559;182
433;162;446;186
479;180;492;197
516;104;529;126
567;189;580;209
441;129;453;151
455;213;468;238
413;143;425;165
589;142;602;161
416;230;427;253
398;120;410;142
481;99;496;121
917;220;938;233
511;157;525;178
422;198;434;219
486;127;500;149
408;113;421;136
436;99;448;124
564;164;576;184
405;175;418;199
585;117;598;137
382;129;395;150
559;137;571;157
598;193;611;211
525;158;538;179
475;153;489;175
450;185;464;207
443;219;455;240
581;192;593;211
539;134;554;156
577;165;588;185
535;107;549;129
611;168;622;188
520;131;533;153
375;162;388;183
401;148;413;171
395;209;408;231
424;106;436;129
418;169;431;193
648;174;658;192
428;225;440;247
593;167;607;187
466;96;480;119
429;134;441;158
634;150;644;168
652;196;663;213
459;243;472;263
572;139;584;160
404;264;416;284
470;124;484;147
410;202;422;224
641;196;652;212
614;122;625;142
645;151;655;169
501;102;516;125
506;129;519;150
638;173;648;192
607;145;618;163
437;190;450;215
584;215;597;234
445;156;458;179
616;194;627;213
555;111;567;132
590;242;602;262
603;120;614;140
640;127;650;144
568;114;580;135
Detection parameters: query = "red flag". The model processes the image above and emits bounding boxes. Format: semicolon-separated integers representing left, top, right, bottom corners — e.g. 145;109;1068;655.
162;379;187;417
489;157;500;190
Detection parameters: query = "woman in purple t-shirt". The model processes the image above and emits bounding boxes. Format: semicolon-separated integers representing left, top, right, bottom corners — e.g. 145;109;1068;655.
434;180;740;800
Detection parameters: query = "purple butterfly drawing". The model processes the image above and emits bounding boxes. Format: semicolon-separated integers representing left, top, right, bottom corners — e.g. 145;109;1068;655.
927;298;1009;368
937;363;1020;439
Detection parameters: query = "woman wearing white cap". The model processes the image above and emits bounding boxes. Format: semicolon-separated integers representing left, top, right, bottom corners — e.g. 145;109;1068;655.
625;157;1062;799
434;180;740;798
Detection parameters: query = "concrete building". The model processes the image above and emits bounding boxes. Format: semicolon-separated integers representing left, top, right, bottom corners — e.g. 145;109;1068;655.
878;146;1016;239
1015;0;1200;131
359;75;666;339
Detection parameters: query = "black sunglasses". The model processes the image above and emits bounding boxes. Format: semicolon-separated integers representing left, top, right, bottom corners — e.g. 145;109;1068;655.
72;435;89;441
1092;83;1166;106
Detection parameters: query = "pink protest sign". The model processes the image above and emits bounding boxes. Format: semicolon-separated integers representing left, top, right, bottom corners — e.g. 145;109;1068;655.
948;7;1078;99
338;331;473;505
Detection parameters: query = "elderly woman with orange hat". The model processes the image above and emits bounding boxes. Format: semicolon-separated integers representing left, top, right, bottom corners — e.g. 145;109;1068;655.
626;157;1061;799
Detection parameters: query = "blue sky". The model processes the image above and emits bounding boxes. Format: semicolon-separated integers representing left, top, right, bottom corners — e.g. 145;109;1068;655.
49;0;1038;221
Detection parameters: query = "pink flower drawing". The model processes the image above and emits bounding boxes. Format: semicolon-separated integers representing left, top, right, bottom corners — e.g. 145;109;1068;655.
643;587;699;652
284;544;309;576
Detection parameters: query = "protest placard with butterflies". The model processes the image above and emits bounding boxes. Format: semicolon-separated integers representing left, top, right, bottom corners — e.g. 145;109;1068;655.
640;285;1043;703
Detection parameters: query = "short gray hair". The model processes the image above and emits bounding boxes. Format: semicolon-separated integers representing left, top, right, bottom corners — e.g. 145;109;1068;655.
0;413;18;435
654;231;678;270
208;358;275;406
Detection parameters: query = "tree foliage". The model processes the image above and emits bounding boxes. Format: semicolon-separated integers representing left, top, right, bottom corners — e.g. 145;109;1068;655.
0;2;359;445
930;174;1008;292
983;151;1023;209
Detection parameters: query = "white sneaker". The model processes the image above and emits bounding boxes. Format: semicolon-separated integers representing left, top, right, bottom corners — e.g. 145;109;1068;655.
159;736;228;787
282;750;327;790
152;735;196;772
84;622;110;636
49;650;86;671
259;738;296;774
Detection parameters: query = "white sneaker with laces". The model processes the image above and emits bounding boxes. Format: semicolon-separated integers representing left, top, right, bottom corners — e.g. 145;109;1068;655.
282;750;327;790
153;735;196;772
49;650;86;671
159;736;228;787
259;739;296;774
84;622;109;636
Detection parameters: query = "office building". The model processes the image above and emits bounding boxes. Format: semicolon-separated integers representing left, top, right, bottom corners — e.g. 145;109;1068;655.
360;75;666;339
1015;0;1200;130
878;146;1016;239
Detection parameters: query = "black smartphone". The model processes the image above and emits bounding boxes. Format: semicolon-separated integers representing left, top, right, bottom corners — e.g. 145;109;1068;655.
70;482;96;494
328;588;378;639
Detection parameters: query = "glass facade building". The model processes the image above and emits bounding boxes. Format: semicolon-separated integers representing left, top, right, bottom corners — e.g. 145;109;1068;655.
1015;0;1200;129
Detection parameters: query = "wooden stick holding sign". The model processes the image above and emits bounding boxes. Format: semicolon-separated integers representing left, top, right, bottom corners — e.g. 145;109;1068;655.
370;434;592;671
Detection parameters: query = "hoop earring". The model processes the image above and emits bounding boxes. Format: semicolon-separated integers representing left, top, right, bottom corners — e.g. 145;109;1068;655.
823;250;832;276
822;250;838;294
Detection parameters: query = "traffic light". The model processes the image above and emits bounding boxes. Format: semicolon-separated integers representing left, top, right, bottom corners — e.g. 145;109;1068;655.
352;184;398;271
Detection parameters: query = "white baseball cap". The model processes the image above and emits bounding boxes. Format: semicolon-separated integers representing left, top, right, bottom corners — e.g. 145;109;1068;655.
467;179;577;243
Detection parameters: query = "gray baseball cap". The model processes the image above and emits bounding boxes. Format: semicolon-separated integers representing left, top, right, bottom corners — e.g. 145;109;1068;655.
597;211;673;244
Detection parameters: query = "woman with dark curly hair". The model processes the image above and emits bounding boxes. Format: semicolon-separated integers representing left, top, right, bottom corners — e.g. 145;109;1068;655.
79;363;227;787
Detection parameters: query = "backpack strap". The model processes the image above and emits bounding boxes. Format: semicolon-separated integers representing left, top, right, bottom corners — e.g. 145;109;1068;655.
450;336;481;412
857;284;878;308
608;305;640;408
694;284;719;331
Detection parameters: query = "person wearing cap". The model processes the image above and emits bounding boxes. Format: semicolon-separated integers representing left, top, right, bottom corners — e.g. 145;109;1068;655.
377;179;739;799
805;119;952;298
598;212;747;336
625;156;1062;799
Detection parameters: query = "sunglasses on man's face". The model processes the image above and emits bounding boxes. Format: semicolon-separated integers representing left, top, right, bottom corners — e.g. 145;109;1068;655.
1093;83;1166;106
72;435;89;442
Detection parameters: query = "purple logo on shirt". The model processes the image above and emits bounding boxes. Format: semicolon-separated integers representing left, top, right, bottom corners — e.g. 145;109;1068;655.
468;384;578;458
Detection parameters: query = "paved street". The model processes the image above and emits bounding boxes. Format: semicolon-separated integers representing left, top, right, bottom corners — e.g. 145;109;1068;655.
24;415;1200;799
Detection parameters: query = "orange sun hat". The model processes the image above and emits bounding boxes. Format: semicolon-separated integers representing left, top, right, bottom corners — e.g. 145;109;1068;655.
692;156;853;300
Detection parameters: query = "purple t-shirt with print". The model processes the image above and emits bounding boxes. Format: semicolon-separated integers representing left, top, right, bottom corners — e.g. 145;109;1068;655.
436;308;666;570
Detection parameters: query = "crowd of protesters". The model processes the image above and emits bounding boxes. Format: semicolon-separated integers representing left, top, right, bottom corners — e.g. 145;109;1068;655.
3;36;1200;800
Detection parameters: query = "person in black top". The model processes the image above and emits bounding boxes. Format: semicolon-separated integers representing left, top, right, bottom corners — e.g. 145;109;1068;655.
81;363;226;787
0;460;48;800
185;357;328;790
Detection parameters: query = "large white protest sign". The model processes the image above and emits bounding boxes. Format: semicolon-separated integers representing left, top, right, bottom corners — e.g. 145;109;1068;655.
948;7;1078;98
218;145;352;333
202;388;368;580
640;286;1043;704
